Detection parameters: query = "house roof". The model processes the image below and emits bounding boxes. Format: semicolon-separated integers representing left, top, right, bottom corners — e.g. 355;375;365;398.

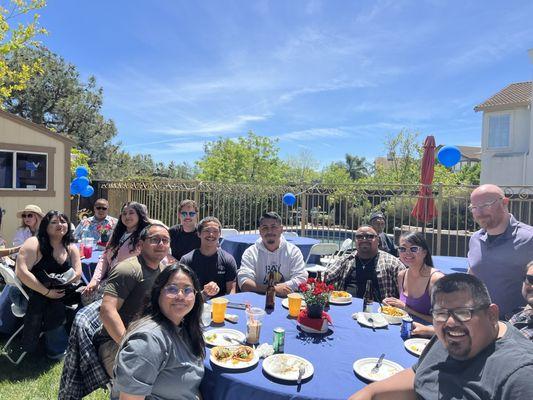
457;146;481;161
474;81;532;112
0;109;76;145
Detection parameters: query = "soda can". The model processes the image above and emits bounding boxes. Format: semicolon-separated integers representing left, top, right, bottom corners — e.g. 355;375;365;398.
273;327;285;353
400;316;413;340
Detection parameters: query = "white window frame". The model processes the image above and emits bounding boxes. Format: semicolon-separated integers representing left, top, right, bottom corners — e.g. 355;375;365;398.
0;149;49;191
486;112;512;150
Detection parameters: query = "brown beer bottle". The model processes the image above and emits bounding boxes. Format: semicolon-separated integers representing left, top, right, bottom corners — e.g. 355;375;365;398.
363;280;374;313
265;272;275;312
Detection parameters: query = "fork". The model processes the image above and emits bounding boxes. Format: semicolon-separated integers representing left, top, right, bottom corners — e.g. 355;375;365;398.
223;335;242;345
367;315;376;332
371;353;385;374
296;364;305;391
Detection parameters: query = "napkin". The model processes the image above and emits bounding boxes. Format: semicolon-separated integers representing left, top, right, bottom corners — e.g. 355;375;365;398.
297;309;333;331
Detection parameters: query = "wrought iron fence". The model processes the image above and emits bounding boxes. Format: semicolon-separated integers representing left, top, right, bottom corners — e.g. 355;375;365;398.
96;180;533;257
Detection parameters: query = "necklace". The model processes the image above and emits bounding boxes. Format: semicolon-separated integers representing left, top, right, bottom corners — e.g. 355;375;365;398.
357;255;376;268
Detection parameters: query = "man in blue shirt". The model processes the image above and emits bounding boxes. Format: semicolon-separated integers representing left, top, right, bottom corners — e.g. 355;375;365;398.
74;198;118;242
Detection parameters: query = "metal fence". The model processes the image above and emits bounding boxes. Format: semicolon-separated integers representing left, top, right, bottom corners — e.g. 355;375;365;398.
95;180;533;257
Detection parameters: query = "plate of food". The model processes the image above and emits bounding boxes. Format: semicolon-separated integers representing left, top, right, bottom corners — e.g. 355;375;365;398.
354;312;388;328
404;338;430;357
263;354;314;381
353;357;404;382
379;305;408;324
210;345;259;369
329;290;352;304
203;328;246;346
281;296;307;310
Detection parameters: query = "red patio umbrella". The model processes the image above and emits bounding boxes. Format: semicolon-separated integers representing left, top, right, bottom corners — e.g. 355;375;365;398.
411;135;437;223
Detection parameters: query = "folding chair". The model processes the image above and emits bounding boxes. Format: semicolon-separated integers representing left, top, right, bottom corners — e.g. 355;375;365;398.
0;264;30;364
305;243;339;274
320;238;353;265
220;228;239;246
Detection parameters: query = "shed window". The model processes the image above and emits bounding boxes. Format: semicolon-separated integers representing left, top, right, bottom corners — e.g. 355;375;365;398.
0;150;48;189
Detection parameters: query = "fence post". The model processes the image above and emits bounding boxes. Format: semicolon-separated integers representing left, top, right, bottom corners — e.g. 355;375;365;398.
300;192;307;236
436;183;443;256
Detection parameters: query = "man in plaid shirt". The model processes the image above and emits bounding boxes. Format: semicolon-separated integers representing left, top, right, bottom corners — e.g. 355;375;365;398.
509;261;533;340
326;226;405;301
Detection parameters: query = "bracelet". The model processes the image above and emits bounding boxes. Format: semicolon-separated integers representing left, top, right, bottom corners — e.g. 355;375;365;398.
45;289;50;296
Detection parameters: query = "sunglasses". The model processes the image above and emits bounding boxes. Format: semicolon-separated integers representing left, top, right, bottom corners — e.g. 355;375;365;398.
95;206;108;211
180;211;197;218
162;284;196;299
525;274;533;285
399;246;422;253
21;213;35;218
431;305;488;323
355;233;376;240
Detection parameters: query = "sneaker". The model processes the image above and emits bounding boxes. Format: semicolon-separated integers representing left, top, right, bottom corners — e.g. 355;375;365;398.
11;303;25;318
46;350;67;361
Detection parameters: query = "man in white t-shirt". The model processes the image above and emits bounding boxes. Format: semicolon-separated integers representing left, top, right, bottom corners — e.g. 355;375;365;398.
238;212;307;297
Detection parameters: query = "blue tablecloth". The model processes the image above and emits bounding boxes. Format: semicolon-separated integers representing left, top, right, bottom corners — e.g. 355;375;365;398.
201;292;418;400
221;234;320;267
433;256;468;274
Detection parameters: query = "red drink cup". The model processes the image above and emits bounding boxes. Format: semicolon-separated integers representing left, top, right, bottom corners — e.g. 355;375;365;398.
83;245;93;259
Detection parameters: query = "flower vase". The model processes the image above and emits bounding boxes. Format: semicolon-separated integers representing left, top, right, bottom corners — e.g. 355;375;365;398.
306;303;324;319
100;232;109;244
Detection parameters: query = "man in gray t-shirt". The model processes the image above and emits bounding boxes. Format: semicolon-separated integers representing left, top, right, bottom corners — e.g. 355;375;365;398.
348;274;533;400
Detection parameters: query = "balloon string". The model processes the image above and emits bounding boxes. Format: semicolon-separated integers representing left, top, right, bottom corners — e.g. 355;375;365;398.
294;183;319;196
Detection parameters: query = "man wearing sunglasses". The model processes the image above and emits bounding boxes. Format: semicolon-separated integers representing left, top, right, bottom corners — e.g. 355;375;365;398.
467;184;533;318
326;226;405;301
509;261;533;340
349;273;533;400
73;198;117;242
97;224;170;379
169;199;201;260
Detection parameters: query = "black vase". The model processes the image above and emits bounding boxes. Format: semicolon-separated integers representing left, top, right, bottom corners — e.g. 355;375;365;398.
100;232;109;243
306;303;324;319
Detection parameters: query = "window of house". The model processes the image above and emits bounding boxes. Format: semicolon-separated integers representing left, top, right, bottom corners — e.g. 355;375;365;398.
488;114;510;148
0;150;48;189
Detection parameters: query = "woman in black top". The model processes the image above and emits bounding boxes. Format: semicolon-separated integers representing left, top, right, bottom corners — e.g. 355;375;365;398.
16;210;82;358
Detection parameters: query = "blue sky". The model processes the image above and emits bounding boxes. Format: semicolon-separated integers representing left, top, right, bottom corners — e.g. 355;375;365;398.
39;0;533;167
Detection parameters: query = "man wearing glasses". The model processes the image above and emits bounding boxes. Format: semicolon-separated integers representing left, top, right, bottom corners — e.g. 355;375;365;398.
349;273;533;400
169;199;201;260
326;225;405;301
73;198;117;241
467;184;533;318
97;224;170;379
509;261;533;340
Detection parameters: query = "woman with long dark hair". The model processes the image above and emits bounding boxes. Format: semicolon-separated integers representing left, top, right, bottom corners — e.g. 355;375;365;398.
383;232;443;323
114;263;205;400
15;210;82;358
82;202;150;303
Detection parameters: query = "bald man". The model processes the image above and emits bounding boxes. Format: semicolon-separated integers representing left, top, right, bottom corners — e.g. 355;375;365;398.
468;184;533;318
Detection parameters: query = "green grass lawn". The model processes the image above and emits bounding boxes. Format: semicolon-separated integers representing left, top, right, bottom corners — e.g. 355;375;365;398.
1;335;108;400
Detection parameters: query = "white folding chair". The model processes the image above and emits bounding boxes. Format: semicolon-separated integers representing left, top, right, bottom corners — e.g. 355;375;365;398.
220;228;239;246
320;238;353;265
282;231;298;238
305;243;339;274
0;264;30;365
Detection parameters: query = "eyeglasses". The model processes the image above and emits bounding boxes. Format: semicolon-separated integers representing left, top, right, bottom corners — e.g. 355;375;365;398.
146;236;170;245
95;206;108;211
431;305;489;323
399;246;422;253
468;198;502;212
355;233;376;240
180;211;197;218
21;213;35;218
162;284;196;299
525;274;533;286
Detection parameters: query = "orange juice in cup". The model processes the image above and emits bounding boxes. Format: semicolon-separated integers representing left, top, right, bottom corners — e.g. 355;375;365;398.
287;293;303;317
211;297;228;323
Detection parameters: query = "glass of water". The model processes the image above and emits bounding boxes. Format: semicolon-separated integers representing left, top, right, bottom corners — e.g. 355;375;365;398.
201;303;212;328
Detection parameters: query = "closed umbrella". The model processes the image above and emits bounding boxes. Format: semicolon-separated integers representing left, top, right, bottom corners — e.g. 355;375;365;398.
411;135;437;223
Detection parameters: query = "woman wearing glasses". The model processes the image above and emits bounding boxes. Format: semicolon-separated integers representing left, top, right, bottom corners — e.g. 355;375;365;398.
82;202;150;304
13;204;45;247
115;263;205;400
384;232;443;323
169;199;201;260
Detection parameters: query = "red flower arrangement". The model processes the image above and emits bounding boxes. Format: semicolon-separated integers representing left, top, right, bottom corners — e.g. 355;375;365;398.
298;277;334;307
97;223;113;246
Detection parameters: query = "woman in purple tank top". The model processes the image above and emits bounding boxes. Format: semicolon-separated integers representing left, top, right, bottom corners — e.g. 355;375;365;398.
383;232;444;323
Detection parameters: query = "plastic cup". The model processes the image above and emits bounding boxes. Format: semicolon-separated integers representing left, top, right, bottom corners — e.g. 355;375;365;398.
201;303;212;328
211;297;228;324
245;307;266;344
287;293;303;317
82;237;94;259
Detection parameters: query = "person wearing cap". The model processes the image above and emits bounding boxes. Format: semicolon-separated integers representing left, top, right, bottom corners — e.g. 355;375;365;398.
369;211;398;257
73;198;118;242
13;204;44;247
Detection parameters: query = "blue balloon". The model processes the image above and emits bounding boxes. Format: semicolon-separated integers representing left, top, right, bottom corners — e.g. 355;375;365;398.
283;192;296;206
80;185;94;198
437;146;461;168
70;181;80;195
72;176;89;193
75;165;89;178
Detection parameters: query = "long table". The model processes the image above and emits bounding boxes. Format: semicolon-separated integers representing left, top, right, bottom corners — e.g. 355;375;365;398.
200;292;418;400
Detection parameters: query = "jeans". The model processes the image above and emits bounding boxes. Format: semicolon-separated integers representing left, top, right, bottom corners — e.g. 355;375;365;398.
8;286;28;313
45;324;68;357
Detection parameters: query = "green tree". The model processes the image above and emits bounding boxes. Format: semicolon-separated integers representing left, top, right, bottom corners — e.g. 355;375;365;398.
0;0;46;100
197;131;287;183
335;154;371;180
285;149;320;183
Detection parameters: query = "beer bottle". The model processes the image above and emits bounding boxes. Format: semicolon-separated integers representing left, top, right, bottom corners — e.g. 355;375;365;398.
265;272;275;312
363;280;374;313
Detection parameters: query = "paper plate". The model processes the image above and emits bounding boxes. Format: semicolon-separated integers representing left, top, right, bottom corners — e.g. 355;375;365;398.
210;346;259;369
378;306;408;324
263;354;314;381
281;297;307;310
328;291;352;304
353;357;404;382
404;338;430;357
203;328;246;347
354;312;388;328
